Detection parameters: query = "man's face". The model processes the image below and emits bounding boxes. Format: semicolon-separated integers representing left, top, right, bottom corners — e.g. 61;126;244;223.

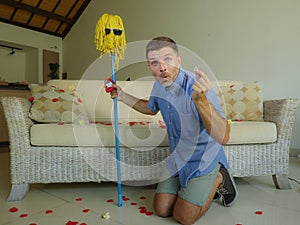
147;46;182;87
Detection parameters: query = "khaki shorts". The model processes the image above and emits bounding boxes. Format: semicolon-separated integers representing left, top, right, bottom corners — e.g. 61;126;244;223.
156;164;220;207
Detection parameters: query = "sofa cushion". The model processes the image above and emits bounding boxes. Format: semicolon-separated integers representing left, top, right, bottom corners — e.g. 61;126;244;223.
30;120;276;147
215;81;263;121
28;84;88;124
227;121;276;144
47;80;162;123
30;121;168;147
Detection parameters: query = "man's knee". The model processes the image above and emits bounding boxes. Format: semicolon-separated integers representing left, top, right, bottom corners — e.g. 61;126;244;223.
172;197;203;225
173;210;202;225
153;193;176;217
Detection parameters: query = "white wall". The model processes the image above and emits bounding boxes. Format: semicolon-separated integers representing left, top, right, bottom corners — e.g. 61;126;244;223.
0;22;63;83
0;46;26;82
63;0;300;150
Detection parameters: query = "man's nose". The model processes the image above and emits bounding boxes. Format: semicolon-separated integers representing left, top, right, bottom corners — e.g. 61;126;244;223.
159;61;167;72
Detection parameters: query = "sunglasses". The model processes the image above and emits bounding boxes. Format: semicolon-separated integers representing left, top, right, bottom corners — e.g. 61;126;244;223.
105;28;123;36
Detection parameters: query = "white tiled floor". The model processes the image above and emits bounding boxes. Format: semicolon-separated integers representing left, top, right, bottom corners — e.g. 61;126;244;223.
0;151;300;225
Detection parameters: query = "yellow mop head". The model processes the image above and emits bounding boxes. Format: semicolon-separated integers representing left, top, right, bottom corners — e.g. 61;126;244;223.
94;13;126;68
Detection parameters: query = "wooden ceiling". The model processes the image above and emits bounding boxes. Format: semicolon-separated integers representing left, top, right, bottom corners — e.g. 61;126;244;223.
0;0;91;38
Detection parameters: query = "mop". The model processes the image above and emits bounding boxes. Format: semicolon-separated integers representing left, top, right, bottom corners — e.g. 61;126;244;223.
94;13;126;207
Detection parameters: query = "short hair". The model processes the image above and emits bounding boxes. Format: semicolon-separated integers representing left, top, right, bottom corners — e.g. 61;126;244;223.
146;36;179;59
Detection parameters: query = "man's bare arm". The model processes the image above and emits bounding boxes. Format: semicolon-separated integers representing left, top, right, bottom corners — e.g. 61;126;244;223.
110;84;157;115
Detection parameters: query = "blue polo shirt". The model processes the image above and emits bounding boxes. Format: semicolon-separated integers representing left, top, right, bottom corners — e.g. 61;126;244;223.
148;68;229;187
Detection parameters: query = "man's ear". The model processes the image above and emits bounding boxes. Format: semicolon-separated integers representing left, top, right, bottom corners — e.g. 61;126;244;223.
177;56;182;64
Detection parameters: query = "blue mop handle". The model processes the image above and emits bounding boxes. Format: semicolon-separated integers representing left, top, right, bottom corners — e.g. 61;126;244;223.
111;53;122;207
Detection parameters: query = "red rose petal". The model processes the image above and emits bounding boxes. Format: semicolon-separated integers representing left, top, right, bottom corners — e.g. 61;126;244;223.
139;196;146;200
9;207;18;213
130;202;137;205
77;98;83;103
59;89;65;92
52;98;59;102
28;97;34;102
45;209;53;214
106;199;114;202
138;206;146;210
255;211;263;215
66;221;79;225
123;197;130;201
80;223;87;225
20;213;28;218
30;223;37;225
146;211;154;216
75;197;83;201
236;224;243;225
82;209;90;213
139;208;147;213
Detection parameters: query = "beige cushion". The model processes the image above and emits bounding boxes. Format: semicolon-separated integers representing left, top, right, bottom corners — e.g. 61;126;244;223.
47;80;162;122
30;120;276;146
29;84;88;124
227;121;277;144
30;121;168;147
215;81;263;121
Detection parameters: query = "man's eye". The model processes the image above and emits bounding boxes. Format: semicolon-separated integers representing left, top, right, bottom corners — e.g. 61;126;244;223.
165;57;172;63
150;60;159;66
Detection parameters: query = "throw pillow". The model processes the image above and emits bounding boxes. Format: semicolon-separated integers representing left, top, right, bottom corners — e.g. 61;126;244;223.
216;81;263;121
28;84;88;124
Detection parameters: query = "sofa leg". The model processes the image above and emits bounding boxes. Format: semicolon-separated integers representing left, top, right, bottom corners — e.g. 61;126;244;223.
272;174;291;189
7;183;30;201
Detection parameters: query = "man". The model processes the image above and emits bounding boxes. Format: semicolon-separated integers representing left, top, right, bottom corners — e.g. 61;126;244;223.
110;36;238;225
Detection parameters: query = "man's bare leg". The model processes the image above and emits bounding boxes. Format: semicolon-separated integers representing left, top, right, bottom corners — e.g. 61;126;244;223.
153;193;177;217
173;172;223;225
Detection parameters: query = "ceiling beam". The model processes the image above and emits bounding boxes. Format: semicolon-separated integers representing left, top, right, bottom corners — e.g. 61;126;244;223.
0;0;74;25
0;17;63;38
61;0;91;38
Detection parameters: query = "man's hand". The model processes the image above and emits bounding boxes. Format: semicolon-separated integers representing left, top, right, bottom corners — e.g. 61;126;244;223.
192;69;212;101
110;84;123;101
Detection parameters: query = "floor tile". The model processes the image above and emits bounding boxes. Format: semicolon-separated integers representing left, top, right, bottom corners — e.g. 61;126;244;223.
1;152;300;225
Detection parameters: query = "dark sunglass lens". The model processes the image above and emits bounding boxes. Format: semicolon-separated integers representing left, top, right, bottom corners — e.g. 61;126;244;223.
113;29;122;36
105;28;111;35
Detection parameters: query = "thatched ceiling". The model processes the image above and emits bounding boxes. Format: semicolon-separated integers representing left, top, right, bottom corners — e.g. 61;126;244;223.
0;0;91;38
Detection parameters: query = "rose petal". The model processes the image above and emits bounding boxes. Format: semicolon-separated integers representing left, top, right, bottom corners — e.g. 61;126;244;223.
30;223;37;225
146;211;154;216
45;209;53;214
106;199;114;202
139;208;147;213
66;221;79;225
52;98;59;102
9;207;18;213
138;206;146;210
28;97;34;102
80;223;87;225
139;196;146;200
75;197;83;201
130;202;137;205
255;211;263;215
20;213;28;218
82;209;90;213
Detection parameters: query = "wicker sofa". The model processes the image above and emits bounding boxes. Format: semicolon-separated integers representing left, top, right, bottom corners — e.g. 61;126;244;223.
1;79;299;201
